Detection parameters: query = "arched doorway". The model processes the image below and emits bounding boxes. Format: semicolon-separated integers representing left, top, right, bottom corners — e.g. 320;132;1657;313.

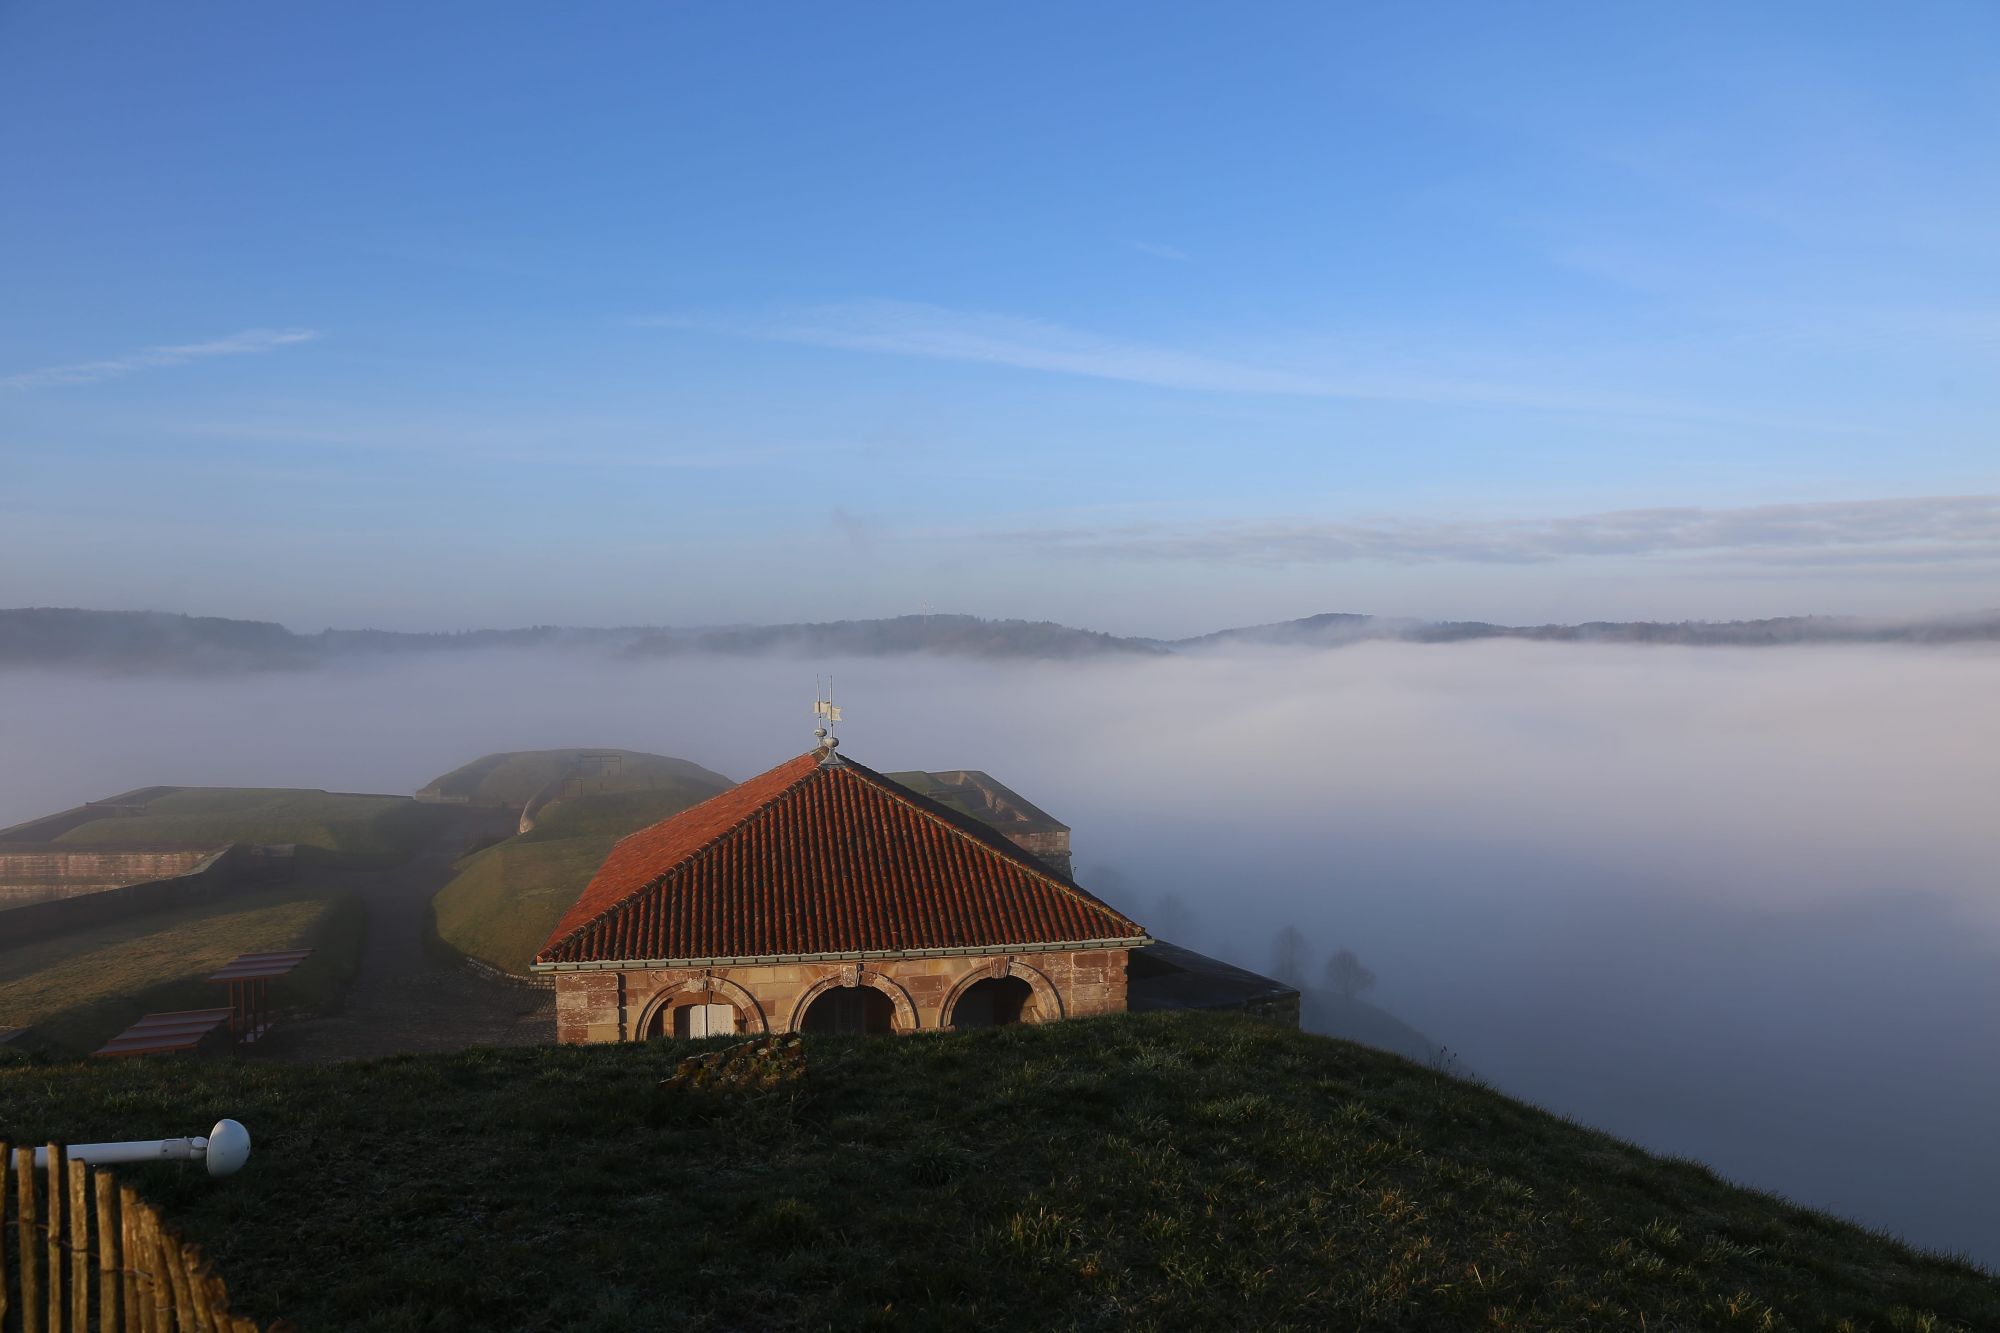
949;975;1036;1028
799;985;895;1034
637;976;768;1040
644;996;744;1039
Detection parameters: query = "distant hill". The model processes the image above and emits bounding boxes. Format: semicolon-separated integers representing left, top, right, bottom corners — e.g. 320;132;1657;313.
0;608;314;671
623;614;1166;660
1174;609;2000;650
1170;611;1387;649
9;1011;1995;1328
7;605;1999;674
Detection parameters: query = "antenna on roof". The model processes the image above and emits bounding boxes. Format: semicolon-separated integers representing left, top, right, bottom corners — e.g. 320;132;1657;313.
812;677;843;765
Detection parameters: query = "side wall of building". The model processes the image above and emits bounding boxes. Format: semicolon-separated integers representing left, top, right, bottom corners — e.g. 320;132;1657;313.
553;947;1129;1045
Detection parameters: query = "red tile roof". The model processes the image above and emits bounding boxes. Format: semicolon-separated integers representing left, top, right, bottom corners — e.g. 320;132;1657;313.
535;750;1147;967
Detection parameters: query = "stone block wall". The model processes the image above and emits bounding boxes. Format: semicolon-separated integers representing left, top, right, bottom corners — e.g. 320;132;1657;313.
552;947;1131;1045
0;847;218;906
1003;829;1073;878
0;844;295;943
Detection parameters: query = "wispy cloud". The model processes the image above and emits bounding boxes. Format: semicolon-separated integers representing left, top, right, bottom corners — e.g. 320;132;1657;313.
988;495;2000;569
648;300;1332;395
648;300;1810;424
0;328;318;392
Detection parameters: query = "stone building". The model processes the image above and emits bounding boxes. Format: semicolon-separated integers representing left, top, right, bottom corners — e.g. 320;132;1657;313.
880;769;1073;878
533;741;1150;1042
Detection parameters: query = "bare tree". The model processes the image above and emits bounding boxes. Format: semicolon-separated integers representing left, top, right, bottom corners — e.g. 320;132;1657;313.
1324;947;1377;1000
1271;924;1310;987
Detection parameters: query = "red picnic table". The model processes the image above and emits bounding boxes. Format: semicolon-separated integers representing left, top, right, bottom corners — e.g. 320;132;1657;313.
206;949;314;1046
94;1008;234;1058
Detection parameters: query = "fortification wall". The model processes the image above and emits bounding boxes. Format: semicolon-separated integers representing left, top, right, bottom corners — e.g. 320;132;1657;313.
0;844;295;943
0;847;218;907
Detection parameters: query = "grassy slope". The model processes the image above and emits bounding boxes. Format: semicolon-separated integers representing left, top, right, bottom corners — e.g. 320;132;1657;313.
418;749;733;807
52;788;443;865
432;781;727;974
0;887;364;1054
3;1013;1992;1332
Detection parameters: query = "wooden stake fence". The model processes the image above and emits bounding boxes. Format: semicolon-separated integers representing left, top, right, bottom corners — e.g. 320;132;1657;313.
0;1143;279;1332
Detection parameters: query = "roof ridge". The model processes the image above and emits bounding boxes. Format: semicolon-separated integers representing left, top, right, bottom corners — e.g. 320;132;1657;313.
535;748;1150;967
834;760;1141;935
538;753;824;960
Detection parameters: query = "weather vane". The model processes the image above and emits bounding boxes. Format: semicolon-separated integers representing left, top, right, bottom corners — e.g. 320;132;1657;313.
813;676;843;763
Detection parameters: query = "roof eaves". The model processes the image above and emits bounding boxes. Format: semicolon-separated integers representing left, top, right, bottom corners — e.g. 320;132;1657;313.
530;934;1156;973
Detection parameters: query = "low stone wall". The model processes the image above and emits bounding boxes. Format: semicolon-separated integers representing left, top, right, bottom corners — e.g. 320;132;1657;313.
0;844;296;943
553;947;1131;1044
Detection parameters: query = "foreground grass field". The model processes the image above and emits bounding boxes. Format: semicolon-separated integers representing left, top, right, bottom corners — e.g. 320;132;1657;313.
0;887;363;1053
52;787;445;865
432;782;728;973
2;1013;1991;1331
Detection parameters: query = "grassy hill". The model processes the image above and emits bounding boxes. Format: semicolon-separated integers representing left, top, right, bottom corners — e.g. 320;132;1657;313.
430;757;734;973
1;1012;1988;1331
416;748;733;808
50;787;445;866
0;885;363;1054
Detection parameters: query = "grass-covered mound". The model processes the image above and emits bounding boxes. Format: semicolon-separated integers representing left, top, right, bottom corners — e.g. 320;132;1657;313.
416;748;731;808
432;780;730;974
2;1013;1991;1331
52;787;444;866
0;886;363;1054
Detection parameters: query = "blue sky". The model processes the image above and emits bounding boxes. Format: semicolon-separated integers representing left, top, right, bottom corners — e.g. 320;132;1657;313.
3;1;1996;634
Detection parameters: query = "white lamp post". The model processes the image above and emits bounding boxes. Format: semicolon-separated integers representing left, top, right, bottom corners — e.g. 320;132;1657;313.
30;1119;251;1178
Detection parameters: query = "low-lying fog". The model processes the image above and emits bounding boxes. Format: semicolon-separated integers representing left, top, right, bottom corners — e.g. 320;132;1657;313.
5;642;1998;1265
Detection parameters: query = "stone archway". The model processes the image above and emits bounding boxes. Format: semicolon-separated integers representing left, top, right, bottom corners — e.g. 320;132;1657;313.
786;966;919;1034
942;957;1063;1028
635;974;769;1039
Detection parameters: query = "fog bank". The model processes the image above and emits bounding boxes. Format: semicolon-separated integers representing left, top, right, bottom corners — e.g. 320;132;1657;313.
4;642;1997;1264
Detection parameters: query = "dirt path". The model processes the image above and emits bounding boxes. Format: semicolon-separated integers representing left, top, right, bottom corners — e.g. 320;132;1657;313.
266;807;555;1062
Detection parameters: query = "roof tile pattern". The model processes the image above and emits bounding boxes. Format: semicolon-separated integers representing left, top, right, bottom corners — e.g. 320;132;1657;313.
536;751;1145;965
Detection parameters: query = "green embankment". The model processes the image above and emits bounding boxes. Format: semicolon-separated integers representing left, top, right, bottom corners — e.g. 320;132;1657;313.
432;778;730;974
2;1012;1991;1331
417;748;732;808
0;886;364;1054
52;787;444;866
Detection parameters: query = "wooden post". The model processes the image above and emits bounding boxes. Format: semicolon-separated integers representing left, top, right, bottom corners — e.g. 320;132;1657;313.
70;1155;91;1330
1;1140;11;1332
161;1219;194;1333
131;1200;157;1333
119;1185;143;1333
45;1142;63;1333
20;1146;42;1333
182;1242;216;1333
97;1167;121;1333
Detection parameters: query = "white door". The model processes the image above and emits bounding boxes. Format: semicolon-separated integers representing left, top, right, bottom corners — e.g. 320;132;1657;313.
676;1003;737;1038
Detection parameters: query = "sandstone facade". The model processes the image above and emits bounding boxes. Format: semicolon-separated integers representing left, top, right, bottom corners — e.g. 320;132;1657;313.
552;947;1130;1045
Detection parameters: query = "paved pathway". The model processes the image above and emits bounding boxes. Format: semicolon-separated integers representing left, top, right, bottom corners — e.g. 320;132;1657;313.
266;807;555;1062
